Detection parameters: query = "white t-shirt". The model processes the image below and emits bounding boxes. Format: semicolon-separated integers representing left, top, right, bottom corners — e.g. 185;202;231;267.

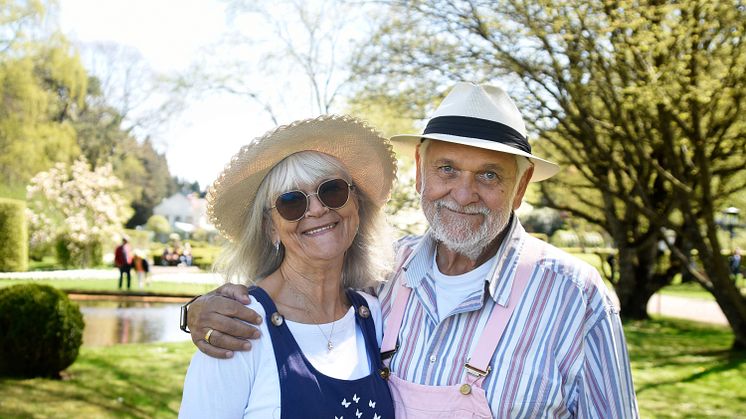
179;291;382;419
432;252;495;322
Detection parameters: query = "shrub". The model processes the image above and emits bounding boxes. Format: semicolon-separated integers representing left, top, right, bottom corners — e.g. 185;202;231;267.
0;198;28;272
0;284;85;378
550;229;580;248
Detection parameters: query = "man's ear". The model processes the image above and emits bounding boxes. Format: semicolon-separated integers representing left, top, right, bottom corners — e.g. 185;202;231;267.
415;144;423;194
512;164;534;210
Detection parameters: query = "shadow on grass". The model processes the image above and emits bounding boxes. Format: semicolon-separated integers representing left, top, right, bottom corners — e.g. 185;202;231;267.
0;342;190;418
626;318;746;395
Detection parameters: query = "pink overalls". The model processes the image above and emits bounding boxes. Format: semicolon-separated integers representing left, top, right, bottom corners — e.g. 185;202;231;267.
380;237;544;418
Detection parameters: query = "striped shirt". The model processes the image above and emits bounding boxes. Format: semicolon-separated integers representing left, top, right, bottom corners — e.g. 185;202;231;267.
378;218;639;418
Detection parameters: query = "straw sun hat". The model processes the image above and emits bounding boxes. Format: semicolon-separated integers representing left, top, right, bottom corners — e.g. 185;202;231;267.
207;115;397;242
391;82;560;182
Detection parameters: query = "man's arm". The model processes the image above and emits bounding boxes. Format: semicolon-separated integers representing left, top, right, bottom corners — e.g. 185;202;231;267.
578;312;639;418
186;283;263;359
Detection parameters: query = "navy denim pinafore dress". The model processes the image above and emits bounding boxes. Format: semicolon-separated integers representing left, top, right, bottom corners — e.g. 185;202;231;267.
249;287;394;419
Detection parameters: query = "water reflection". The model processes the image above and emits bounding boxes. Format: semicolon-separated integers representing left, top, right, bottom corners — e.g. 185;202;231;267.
77;300;190;347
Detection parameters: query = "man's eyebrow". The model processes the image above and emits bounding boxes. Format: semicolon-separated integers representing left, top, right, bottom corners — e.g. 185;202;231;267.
432;158;455;165
480;163;507;173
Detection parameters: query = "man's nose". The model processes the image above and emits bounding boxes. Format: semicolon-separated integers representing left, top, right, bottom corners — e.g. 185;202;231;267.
451;175;479;206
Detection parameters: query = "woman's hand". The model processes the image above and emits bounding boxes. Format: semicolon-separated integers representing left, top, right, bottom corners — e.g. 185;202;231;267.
188;283;263;359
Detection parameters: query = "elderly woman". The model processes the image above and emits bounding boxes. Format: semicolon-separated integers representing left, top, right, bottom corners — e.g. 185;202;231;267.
179;115;397;418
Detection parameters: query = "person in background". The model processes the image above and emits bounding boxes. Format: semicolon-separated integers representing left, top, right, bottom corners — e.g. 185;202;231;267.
133;251;150;288
114;237;133;290
178;115;397;418
162;246;180;266
730;247;742;279
181;242;193;267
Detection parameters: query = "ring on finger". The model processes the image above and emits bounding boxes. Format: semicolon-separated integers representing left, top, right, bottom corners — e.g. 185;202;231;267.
204;328;215;344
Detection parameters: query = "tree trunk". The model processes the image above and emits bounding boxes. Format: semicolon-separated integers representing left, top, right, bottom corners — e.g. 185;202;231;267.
614;238;675;321
697;254;746;350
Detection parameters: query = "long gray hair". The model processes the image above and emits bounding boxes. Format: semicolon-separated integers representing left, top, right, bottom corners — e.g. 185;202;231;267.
214;151;393;288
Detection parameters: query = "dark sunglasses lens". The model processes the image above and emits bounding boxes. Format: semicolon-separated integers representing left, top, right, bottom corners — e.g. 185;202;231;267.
275;191;307;220
318;179;350;209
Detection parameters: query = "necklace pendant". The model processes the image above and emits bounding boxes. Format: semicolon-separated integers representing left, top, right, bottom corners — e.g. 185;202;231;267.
327;341;334;351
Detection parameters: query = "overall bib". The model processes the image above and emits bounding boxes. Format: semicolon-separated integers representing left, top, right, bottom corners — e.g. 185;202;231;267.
379;237;544;418
250;287;395;419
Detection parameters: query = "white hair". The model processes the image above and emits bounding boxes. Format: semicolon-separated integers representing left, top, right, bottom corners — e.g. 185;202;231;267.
214;151;392;288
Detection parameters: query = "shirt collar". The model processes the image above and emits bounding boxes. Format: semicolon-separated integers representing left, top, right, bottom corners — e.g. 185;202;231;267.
402;214;527;307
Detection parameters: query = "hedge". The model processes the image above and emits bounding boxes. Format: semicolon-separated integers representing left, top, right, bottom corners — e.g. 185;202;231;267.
0;198;28;272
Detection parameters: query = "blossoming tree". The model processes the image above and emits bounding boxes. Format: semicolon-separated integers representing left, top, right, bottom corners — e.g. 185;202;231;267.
26;159;132;267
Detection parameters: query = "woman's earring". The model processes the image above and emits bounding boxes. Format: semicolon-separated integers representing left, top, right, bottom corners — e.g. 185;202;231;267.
273;241;280;254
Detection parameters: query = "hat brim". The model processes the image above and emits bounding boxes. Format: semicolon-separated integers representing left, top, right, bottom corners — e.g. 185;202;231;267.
390;133;559;182
208;115;397;242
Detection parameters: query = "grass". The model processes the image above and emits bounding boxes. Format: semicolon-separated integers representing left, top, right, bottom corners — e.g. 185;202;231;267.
0;279;217;297
627;317;746;418
0;341;194;418
0;318;743;418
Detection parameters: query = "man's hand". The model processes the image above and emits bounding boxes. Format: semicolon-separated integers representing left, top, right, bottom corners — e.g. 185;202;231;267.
188;283;262;359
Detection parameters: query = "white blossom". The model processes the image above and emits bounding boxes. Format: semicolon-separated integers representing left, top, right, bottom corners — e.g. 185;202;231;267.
26;158;133;267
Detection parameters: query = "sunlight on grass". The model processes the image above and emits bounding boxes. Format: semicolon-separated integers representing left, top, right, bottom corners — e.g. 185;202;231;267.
627;318;746;418
0;318;744;417
0;341;194;418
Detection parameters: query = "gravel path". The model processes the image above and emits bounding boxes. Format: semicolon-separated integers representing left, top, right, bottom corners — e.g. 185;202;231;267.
648;294;728;326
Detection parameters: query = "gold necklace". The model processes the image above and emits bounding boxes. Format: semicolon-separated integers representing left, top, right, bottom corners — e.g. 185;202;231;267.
281;267;342;352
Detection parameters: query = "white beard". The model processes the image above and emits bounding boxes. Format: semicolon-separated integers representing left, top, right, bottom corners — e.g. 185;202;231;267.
421;196;513;261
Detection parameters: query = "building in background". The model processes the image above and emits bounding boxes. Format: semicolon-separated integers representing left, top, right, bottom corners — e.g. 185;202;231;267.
153;193;214;237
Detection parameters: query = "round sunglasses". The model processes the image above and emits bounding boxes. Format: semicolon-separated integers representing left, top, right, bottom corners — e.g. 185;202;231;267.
269;178;355;222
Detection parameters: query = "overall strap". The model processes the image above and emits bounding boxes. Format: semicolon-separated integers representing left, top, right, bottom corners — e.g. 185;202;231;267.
345;290;382;370
381;246;415;362
248;286;279;318
466;235;545;379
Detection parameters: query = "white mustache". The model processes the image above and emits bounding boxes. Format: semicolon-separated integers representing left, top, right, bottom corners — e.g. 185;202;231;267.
434;200;490;216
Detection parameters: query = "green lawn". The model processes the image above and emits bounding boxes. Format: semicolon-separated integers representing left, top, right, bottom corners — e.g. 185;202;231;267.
628;318;746;418
0;318;743;418
0;341;193;418
0;279;216;297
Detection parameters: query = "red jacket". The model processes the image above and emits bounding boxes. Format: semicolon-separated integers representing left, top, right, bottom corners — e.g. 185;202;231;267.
114;243;133;267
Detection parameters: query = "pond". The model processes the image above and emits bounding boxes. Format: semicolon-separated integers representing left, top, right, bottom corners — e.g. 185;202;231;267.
77;300;191;347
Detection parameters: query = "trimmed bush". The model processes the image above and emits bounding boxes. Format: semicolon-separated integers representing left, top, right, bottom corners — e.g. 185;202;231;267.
0;198;28;272
0;284;84;378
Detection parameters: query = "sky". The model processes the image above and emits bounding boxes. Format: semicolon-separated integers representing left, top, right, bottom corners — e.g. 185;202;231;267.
58;0;311;188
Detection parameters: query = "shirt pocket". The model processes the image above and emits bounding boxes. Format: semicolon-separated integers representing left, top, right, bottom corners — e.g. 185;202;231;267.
503;368;567;418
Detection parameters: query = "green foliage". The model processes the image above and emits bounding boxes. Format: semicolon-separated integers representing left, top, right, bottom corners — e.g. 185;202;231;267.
353;0;746;341
0;198;28;271
0;52;82;186
145;214;172;235
122;228;154;253
0;284;84;378
0;5;176;230
519;207;564;236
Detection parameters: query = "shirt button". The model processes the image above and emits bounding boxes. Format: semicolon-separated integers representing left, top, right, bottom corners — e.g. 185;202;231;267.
429;355;437;363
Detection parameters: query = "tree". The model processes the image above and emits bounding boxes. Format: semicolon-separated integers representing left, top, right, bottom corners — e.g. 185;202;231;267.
0;37;86;187
353;0;746;348
177;0;378;125
26;158;132;267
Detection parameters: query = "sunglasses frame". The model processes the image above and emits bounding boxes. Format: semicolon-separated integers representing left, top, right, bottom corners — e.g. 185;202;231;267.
269;178;355;222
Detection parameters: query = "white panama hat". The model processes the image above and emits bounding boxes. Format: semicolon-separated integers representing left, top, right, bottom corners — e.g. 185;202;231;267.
391;82;560;182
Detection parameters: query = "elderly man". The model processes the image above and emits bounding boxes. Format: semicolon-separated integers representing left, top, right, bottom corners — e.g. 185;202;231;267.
180;83;638;418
